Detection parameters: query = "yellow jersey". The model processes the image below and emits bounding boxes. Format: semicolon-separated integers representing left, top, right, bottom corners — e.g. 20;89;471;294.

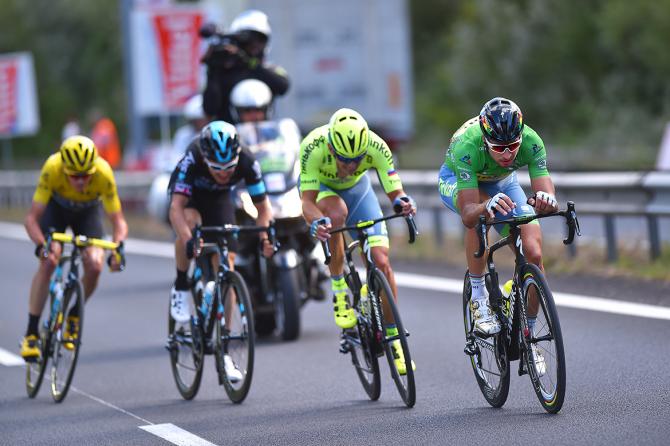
33;154;122;213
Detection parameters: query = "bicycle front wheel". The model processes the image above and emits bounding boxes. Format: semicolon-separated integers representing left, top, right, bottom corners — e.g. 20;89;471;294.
347;289;381;401
168;286;204;400
51;280;85;403
462;271;510;408
25;321;50;398
519;264;566;413
370;268;416;408
215;270;255;404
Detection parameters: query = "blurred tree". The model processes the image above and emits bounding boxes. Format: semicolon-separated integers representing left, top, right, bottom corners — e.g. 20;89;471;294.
0;0;124;164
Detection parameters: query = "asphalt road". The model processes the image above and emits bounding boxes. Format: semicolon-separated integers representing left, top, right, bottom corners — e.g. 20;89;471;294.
1;236;670;446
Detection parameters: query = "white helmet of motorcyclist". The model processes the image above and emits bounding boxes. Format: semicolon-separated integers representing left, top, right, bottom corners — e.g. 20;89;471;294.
230;10;271;40
183;94;204;121
230;79;272;123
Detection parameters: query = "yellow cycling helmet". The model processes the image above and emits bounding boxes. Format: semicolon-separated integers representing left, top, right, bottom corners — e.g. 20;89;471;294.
328;108;369;159
60;135;98;175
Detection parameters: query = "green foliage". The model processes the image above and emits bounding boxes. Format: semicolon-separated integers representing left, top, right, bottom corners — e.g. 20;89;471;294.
410;0;670;169
0;0;124;163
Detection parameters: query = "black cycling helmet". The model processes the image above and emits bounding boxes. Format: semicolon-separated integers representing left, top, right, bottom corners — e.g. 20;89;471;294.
479;97;524;144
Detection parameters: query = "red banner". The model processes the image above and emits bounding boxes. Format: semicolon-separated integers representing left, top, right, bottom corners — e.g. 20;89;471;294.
0;60;18;134
153;11;202;109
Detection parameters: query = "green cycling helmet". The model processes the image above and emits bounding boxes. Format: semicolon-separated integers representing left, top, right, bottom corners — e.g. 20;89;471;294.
328;108;369;159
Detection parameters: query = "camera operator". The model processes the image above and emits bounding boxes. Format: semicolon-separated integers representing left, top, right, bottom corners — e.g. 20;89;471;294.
201;9;290;124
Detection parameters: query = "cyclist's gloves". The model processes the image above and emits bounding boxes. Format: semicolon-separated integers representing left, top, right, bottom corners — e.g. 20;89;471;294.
107;241;126;271
485;192;514;217
533;191;557;209
393;195;416;215
185;237;200;259
310;217;331;240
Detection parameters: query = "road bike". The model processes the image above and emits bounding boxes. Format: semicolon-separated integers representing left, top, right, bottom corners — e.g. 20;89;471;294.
321;212;418;407
167;223;276;404
463;201;580;413
26;231;124;403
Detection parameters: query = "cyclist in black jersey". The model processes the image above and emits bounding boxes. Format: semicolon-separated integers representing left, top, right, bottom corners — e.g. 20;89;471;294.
167;121;274;335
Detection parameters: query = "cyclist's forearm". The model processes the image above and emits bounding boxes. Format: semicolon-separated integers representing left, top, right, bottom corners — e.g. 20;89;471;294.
301;192;322;224
530;176;556;196
254;198;273;235
169;200;193;242
24;202;46;245
108;211;128;242
460;202;487;228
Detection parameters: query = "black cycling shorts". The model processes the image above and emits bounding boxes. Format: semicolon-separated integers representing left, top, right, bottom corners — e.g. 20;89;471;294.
39;199;104;238
171;189;238;251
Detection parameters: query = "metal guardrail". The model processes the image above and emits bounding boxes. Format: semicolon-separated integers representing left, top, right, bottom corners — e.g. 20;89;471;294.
2;169;670;262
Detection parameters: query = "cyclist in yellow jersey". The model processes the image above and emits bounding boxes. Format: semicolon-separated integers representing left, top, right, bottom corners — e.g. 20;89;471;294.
299;108;417;374
20;135;128;361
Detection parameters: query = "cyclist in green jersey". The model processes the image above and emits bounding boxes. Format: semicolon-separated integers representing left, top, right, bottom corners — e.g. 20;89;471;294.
300;108;416;372
438;97;558;337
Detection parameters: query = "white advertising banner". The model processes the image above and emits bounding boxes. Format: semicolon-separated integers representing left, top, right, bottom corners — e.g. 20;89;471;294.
0;52;40;137
130;5;211;115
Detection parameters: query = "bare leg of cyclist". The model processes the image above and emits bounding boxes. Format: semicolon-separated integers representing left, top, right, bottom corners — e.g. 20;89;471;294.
519;223;544;322
81;246;104;299
317;195;347;277
27;243;62;327
371;245;397;325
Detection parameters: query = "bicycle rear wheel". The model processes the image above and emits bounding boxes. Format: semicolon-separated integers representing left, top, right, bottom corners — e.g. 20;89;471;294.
519;264;566;413
370;268;416;407
51;280;84;403
215;270;255;403
462;271;510;408
25;319;50;398
167;285;204;400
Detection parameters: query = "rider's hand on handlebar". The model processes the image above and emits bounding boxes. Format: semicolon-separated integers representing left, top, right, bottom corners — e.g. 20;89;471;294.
260;238;275;258
528;191;558;214
185;236;203;259
107;241;125;272
393;195;416;216
310;217;332;242
485;192;515;219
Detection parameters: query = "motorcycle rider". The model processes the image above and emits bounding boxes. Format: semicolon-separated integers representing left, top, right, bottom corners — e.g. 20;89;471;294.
202;9;289;124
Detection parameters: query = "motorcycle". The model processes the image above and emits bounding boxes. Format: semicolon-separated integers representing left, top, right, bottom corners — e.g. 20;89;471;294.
234;119;327;341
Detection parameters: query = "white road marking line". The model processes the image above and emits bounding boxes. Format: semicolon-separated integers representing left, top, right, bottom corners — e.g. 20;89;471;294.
139;424;218;446
394;272;670;321
0;347;24;366
2;221;669;321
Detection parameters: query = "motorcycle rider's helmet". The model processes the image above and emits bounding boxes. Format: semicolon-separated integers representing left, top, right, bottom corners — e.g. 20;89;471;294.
328;108;369;160
183;94;204;121
479;97;524;145
60;135;98;175
230;79;272;123
200;121;240;164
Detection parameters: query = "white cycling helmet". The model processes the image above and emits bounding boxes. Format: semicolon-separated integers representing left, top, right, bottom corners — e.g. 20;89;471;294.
230;9;271;39
230;79;272;122
183;94;204;121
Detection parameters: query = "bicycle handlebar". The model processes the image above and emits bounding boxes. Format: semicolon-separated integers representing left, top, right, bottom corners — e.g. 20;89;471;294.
473;201;581;258
320;212;418;266
44;230;125;271
192;221;278;257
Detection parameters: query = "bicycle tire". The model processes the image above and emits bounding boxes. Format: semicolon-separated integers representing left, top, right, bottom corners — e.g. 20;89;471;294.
370;268;416;407
51;280;85;403
518;263;566;413
462;271;510;408
347;280;381;401
275;267;302;341
25;317;50;398
168;283;204;400
215;270;255;404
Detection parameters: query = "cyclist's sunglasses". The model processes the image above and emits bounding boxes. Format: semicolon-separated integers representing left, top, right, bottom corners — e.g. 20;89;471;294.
328;141;367;164
66;172;93;180
486;137;522;154
205;157;238;172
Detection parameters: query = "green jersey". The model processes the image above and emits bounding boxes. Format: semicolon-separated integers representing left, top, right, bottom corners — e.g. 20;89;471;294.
299;125;403;193
444;117;549;189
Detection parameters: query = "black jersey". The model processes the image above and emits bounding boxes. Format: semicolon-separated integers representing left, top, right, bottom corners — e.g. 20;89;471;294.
168;141;267;202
